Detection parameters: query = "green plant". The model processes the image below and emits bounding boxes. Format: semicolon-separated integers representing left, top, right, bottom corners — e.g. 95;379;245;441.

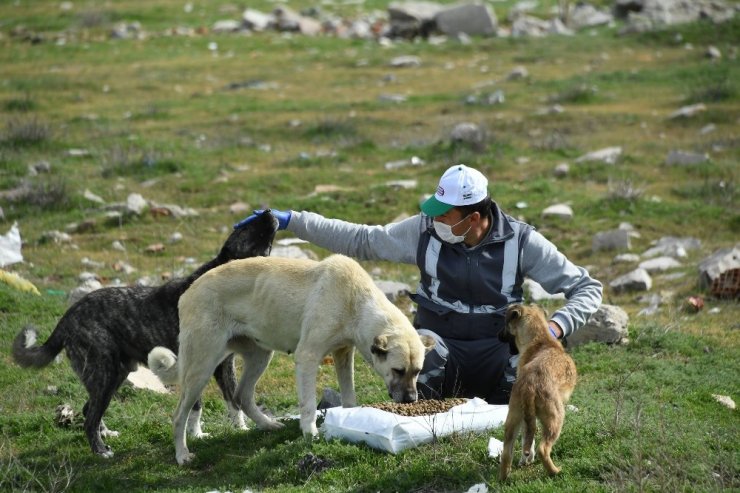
1;117;51;148
3;94;37;112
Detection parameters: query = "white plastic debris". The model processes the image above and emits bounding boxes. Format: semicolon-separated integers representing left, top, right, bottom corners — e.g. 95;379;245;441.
0;222;23;267
487;437;504;458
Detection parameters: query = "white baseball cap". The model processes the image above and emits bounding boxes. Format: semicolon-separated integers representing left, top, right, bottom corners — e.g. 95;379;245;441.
421;164;489;216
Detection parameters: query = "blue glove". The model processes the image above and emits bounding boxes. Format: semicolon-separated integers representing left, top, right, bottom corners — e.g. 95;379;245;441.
234;209;291;230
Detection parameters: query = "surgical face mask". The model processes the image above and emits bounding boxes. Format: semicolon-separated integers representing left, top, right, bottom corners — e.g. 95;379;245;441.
433;214;471;244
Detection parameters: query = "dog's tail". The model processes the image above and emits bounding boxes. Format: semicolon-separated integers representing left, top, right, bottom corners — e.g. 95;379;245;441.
12;324;64;369
148;346;179;384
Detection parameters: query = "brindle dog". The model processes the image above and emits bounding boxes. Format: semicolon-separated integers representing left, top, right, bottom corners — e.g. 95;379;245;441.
12;210;279;458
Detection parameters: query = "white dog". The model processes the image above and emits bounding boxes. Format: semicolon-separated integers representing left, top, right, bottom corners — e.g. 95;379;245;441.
149;254;434;465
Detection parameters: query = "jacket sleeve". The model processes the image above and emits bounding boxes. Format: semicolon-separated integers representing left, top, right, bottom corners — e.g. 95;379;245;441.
286;211;423;264
519;230;603;337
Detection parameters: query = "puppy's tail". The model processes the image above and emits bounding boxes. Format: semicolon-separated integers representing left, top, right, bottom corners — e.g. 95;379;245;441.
12;324;63;369
148;346;179;385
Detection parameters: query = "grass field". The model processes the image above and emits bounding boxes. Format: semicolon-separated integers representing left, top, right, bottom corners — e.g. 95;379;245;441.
1;0;738;491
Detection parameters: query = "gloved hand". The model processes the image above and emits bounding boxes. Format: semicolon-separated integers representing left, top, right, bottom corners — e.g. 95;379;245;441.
233;209;291;230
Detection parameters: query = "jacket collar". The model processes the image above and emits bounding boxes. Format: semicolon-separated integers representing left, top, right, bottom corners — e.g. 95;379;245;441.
485;200;515;243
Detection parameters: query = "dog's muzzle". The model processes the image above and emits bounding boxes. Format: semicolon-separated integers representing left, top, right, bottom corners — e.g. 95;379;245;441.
389;389;418;403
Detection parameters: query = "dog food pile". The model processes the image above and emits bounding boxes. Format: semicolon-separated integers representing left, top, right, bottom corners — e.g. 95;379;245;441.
367;398;467;416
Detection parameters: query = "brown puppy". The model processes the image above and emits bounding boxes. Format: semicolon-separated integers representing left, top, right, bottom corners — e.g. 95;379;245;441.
498;304;577;480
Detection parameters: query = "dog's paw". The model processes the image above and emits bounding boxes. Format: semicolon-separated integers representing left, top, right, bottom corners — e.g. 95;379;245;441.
229;409;248;430
519;453;535;466
301;422;320;441
259;419;285;431
176;452;195;466
99;449;114;459
302;431;320;442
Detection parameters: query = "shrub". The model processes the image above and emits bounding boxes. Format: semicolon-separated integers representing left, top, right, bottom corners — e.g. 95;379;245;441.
100;145;181;178
1;117;51;148
3;94;37;112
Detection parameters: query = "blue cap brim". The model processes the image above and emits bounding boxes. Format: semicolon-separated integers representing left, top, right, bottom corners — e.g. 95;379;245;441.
421;195;454;216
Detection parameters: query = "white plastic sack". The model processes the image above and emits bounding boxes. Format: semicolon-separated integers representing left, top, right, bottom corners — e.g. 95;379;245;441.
0;222;23;267
321;398;508;454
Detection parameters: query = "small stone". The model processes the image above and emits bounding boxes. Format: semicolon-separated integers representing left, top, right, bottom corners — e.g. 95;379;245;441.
712;394;735;410
145;243;165;254
541;204;573;219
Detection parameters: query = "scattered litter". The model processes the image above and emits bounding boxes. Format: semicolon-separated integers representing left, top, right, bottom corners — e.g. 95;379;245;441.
487;437;504;458
684;296;704;313
0;222;23;267
55;404;75;427
466;483;489;493
0;269;40;295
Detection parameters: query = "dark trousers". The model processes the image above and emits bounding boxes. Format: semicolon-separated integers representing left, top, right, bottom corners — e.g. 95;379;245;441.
416;329;517;405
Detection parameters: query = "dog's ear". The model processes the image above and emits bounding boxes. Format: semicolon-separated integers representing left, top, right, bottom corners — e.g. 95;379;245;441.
371;335;389;360
505;304;523;324
419;334;436;354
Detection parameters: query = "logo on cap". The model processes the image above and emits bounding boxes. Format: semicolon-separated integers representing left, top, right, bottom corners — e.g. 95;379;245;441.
436;186;445;196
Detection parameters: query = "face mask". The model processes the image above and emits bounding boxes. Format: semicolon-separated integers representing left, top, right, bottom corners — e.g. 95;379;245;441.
433;214;471;244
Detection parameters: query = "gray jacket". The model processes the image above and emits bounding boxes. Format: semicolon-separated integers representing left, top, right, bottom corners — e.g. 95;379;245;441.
287;207;602;337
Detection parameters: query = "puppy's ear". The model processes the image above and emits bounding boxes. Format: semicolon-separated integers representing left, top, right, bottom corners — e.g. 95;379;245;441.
419;334;436;354
505;304;523;324
371;335;389;359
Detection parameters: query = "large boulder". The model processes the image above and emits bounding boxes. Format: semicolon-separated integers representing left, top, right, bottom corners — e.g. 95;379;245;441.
567;304;629;346
434;2;498;36
619;0;735;34
387;1;443;38
592;229;631;252
610;268;652;293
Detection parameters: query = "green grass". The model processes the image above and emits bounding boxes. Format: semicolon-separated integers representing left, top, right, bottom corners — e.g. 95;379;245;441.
1;1;739;491
2;284;737;492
